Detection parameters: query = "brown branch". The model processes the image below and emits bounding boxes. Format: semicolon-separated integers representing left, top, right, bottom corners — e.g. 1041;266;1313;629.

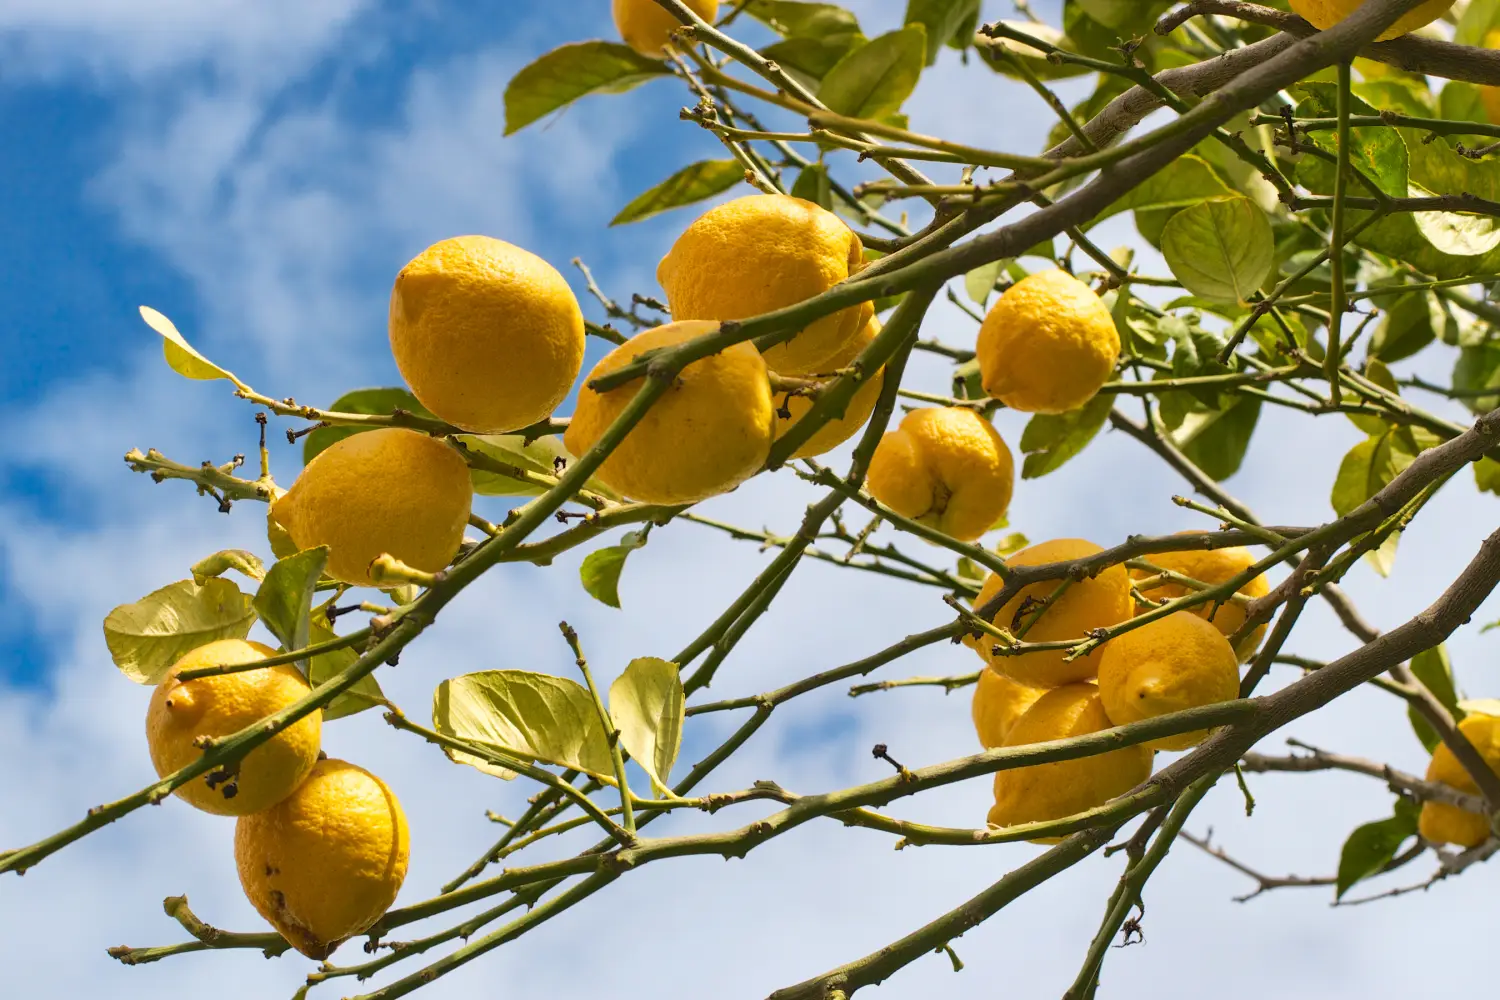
1241;743;1488;814
1178;829;1338;902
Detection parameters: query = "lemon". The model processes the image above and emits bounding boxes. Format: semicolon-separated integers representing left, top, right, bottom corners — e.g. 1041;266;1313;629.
271;427;472;586
1096;611;1240;751
1288;0;1453;41
1483;31;1500;126
772;316;886;459
1418;712;1500;849
976;269;1119;414
988;683;1154;843
658;194;873;376
235;758;409;959
389;236;585;434
146;639;321;816
970;538;1133;688
613;0;719;58
1131;531;1270;662
865;406;1014;542
564;320;775;504
972;667;1045;748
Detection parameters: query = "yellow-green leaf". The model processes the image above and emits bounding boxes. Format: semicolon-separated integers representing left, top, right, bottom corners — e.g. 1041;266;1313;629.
504;41;672;136
306;612;383;721
612;159;745;226
190;549;266;585
433;670;616;782
818;25;926;121
1161;196;1274;304
103;578;256;684
609;657;684;795
252;548;329;670
139;305;238;383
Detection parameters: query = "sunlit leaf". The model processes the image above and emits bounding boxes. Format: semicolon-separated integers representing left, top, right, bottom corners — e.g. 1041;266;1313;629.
612;159;745;226
190;550;266;585
1335;798;1417;899
964;259;1005;306
303;387;436;464
103;578;256;685
1161;196;1274;304
903;0;981;63
580;527;651;609
433;670;616;782
252;547;329;671
818;25;926;121
746;0;861;38
139;305;238;383
609;657;684;795
504;41;672;135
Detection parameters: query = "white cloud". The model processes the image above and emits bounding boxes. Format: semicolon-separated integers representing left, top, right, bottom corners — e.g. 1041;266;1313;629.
4;2;1500;999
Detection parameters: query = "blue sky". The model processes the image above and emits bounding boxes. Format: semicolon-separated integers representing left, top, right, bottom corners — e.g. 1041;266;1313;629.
3;3;1498;999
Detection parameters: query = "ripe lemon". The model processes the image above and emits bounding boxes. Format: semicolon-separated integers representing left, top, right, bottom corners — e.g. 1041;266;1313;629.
389;236;584;434
146;639;321;816
1482;31;1500;126
235;758;409;959
1288;0;1453;41
271;427;472;586
972;667;1045;748
1417;712;1500;849
613;0;719;58
658;194;873;376
988;683;1154;843
865;406;1014;542
1096;611;1240;751
564;320;775;504
1131;531;1270;662
976;269;1119;413
772;316;886;459
970;538;1133;688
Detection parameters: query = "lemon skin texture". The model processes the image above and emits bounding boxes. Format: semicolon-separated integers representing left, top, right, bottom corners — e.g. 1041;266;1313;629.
865;406;1014;543
613;0;719;58
977;269;1120;414
389;235;584;434
146;639;322;816
972;667;1045;748
1132;531;1270;662
564;320;776;504
235;759;410;959
271;427;472;586
1288;0;1454;41
1418;713;1500;849
988;683;1154;843
1096;611;1241;751
970;538;1134;688
1483;31;1500;126
658;194;872;376
772;316;886;459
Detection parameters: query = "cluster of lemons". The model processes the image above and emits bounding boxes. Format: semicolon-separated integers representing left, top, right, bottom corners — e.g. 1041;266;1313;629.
146;639;407;958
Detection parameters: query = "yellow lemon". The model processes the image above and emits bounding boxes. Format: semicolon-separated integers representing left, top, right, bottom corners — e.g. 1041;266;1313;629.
613;0;719;58
146;639;321;816
972;667;1045;748
389;235;584;434
988;683;1154;843
1288;0;1453;41
1096;612;1240;751
271;428;472;586
1418;712;1500;849
772;316;886;459
1482;31;1500;126
976;269;1119;414
970;538;1133;688
1131;531;1270;662
658;194;872;376
564;320;775;504
235;759;409;959
865;406;1014;542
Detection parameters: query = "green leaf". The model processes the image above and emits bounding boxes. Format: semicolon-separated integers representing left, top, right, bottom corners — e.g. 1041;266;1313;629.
817;25;926;121
1074;0;1174;32
609;657;684;795
1019;394;1113;479
746;1;861;39
1169;395;1261;482
305;609;383;721
580;526;651;608
964;259;1005;306
1476;456;1500;497
1160;196;1274;304
504;41;672;136
139;305;238;383
303;387;436;464
1408;643;1462;753
103;578;257;685
1369;290;1439;364
1454;1;1500;47
903;0;980;64
1335;801;1418;899
611;159;745;226
1453;343;1500;415
252;548;329;674
1292;84;1408;198
979;20;1090;82
190;550;266;585
790;162;834;210
1094;155;1232;226
762;33;865;84
432;670;616;782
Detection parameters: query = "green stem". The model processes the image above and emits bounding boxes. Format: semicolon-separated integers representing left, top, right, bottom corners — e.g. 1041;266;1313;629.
560;623;635;837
